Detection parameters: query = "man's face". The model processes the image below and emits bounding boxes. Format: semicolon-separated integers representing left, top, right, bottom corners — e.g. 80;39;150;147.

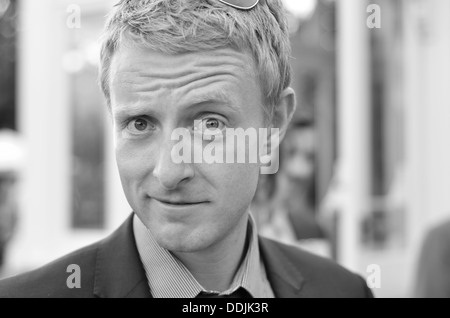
109;45;266;253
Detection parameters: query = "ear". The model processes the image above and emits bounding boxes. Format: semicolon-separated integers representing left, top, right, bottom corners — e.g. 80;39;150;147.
259;87;296;175
271;87;297;146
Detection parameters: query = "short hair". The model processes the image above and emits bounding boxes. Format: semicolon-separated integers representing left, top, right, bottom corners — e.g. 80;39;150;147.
99;0;292;120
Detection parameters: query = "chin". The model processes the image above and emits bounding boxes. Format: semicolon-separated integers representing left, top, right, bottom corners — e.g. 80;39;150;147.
157;237;213;254
151;224;216;253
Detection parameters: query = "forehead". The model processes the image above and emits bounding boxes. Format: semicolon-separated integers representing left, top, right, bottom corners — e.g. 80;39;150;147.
108;44;267;126
109;45;259;98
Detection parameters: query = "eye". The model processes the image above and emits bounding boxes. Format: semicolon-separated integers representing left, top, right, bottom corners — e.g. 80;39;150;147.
194;117;226;136
126;117;155;134
205;118;221;130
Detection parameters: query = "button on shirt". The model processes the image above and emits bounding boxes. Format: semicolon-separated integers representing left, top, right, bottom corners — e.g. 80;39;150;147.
133;213;275;298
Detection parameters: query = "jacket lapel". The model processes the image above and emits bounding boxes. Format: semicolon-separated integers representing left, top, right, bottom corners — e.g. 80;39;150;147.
259;236;305;298
92;214;307;298
93;213;152;298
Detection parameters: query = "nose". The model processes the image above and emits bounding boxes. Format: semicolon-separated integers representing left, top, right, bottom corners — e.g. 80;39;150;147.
153;138;194;190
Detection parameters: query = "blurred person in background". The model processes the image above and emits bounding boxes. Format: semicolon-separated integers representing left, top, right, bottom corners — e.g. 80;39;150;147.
0;130;22;275
257;120;328;256
276;120;324;240
0;0;372;298
414;219;450;298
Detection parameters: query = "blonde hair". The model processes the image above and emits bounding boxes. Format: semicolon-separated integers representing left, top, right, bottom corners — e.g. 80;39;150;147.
99;0;292;119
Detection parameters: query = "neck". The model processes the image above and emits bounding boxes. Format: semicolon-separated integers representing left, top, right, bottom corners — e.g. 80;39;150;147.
172;213;250;292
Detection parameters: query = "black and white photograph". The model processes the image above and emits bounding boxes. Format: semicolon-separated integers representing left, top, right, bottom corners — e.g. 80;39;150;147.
0;0;449;301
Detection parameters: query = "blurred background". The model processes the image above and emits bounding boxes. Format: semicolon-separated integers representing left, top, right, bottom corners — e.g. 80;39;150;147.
1;0;450;298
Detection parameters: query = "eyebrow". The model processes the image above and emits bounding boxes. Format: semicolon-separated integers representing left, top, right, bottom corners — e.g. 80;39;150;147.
113;90;241;120
113;101;154;121
185;90;240;112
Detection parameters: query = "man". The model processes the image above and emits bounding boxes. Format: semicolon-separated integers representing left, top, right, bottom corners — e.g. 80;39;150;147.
0;0;373;298
414;219;450;298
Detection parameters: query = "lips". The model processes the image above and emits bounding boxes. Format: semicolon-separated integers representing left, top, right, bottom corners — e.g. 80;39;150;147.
151;197;207;206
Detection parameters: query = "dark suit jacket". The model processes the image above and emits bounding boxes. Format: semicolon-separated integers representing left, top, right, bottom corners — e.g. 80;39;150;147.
0;213;373;298
414;219;450;298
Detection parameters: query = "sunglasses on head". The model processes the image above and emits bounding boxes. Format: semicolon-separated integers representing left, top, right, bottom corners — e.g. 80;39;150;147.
217;0;260;10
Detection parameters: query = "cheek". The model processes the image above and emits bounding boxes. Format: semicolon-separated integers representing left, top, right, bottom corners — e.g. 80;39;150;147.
211;162;260;208
115;141;150;190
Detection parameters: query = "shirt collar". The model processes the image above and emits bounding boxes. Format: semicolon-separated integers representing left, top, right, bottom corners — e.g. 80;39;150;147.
133;212;274;298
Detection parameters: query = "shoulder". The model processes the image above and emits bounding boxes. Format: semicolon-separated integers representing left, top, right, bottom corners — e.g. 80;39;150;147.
259;236;373;298
423;220;450;245
262;237;356;278
0;241;100;298
417;220;450;267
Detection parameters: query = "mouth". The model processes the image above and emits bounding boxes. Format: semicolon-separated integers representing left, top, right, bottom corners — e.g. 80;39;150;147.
152;197;208;206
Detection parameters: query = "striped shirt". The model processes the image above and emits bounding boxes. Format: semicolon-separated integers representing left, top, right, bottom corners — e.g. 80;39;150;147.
133;213;275;298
